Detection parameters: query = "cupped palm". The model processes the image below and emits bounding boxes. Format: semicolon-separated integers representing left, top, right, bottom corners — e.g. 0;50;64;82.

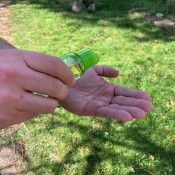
59;66;153;121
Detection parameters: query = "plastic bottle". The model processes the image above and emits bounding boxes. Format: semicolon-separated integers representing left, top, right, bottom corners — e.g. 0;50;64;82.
61;49;99;78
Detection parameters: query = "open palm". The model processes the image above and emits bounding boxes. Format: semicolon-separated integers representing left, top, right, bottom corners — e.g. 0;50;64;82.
59;66;153;121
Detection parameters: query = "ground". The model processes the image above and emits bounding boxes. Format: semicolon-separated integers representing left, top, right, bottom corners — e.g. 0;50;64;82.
0;0;13;42
0;0;175;174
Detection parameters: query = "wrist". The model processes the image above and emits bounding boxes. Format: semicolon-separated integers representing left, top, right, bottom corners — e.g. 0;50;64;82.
0;37;16;50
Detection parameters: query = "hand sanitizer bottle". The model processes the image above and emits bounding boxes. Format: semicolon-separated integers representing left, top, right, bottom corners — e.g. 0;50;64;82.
61;49;99;78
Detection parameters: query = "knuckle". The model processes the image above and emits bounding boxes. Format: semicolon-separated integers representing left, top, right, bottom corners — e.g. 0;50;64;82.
0;91;16;105
0;90;23;106
0;65;19;81
52;81;68;100
58;86;68;100
1;65;13;78
52;80;62;91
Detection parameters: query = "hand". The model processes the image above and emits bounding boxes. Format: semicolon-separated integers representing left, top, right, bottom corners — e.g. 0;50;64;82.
59;66;153;121
0;49;75;128
0;37;16;50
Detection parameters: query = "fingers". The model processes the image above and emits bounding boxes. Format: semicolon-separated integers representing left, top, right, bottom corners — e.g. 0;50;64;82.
95;107;133;121
15;92;58;114
10;111;38;126
114;86;151;101
89;65;119;78
16;111;38;123
20;50;75;86
112;96;153;112
0;110;38;129
87;65;151;100
22;69;68;100
95;102;150;121
108;104;146;119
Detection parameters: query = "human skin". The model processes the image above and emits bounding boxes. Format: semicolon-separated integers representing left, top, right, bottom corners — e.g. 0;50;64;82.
0;38;153;128
0;40;75;128
59;65;153;121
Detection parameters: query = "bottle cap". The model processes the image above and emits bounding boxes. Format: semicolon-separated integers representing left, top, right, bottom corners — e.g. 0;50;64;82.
77;49;99;70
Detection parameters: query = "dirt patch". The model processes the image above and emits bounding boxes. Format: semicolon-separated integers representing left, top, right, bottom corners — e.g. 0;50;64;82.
0;124;33;175
0;142;26;175
0;0;13;42
0;125;30;175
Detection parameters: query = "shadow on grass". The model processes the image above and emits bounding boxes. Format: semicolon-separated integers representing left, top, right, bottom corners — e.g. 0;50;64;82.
15;0;175;42
24;113;175;175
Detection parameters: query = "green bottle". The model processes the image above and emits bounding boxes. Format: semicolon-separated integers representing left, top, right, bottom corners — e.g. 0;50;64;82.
61;49;99;78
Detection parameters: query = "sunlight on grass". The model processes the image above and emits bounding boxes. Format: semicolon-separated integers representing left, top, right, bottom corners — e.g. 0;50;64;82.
1;0;174;174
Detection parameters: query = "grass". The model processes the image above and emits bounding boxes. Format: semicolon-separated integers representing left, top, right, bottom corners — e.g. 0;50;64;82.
1;0;175;174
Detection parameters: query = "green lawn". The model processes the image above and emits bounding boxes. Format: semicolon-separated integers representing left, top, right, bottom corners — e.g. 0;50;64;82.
2;0;175;174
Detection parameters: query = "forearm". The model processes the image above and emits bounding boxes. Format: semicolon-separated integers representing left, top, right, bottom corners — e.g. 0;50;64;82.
0;37;16;50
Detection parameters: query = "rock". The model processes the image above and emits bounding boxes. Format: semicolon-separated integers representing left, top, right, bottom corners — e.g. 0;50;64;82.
144;13;156;23
87;3;97;12
156;13;164;18
154;19;175;29
70;1;86;12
